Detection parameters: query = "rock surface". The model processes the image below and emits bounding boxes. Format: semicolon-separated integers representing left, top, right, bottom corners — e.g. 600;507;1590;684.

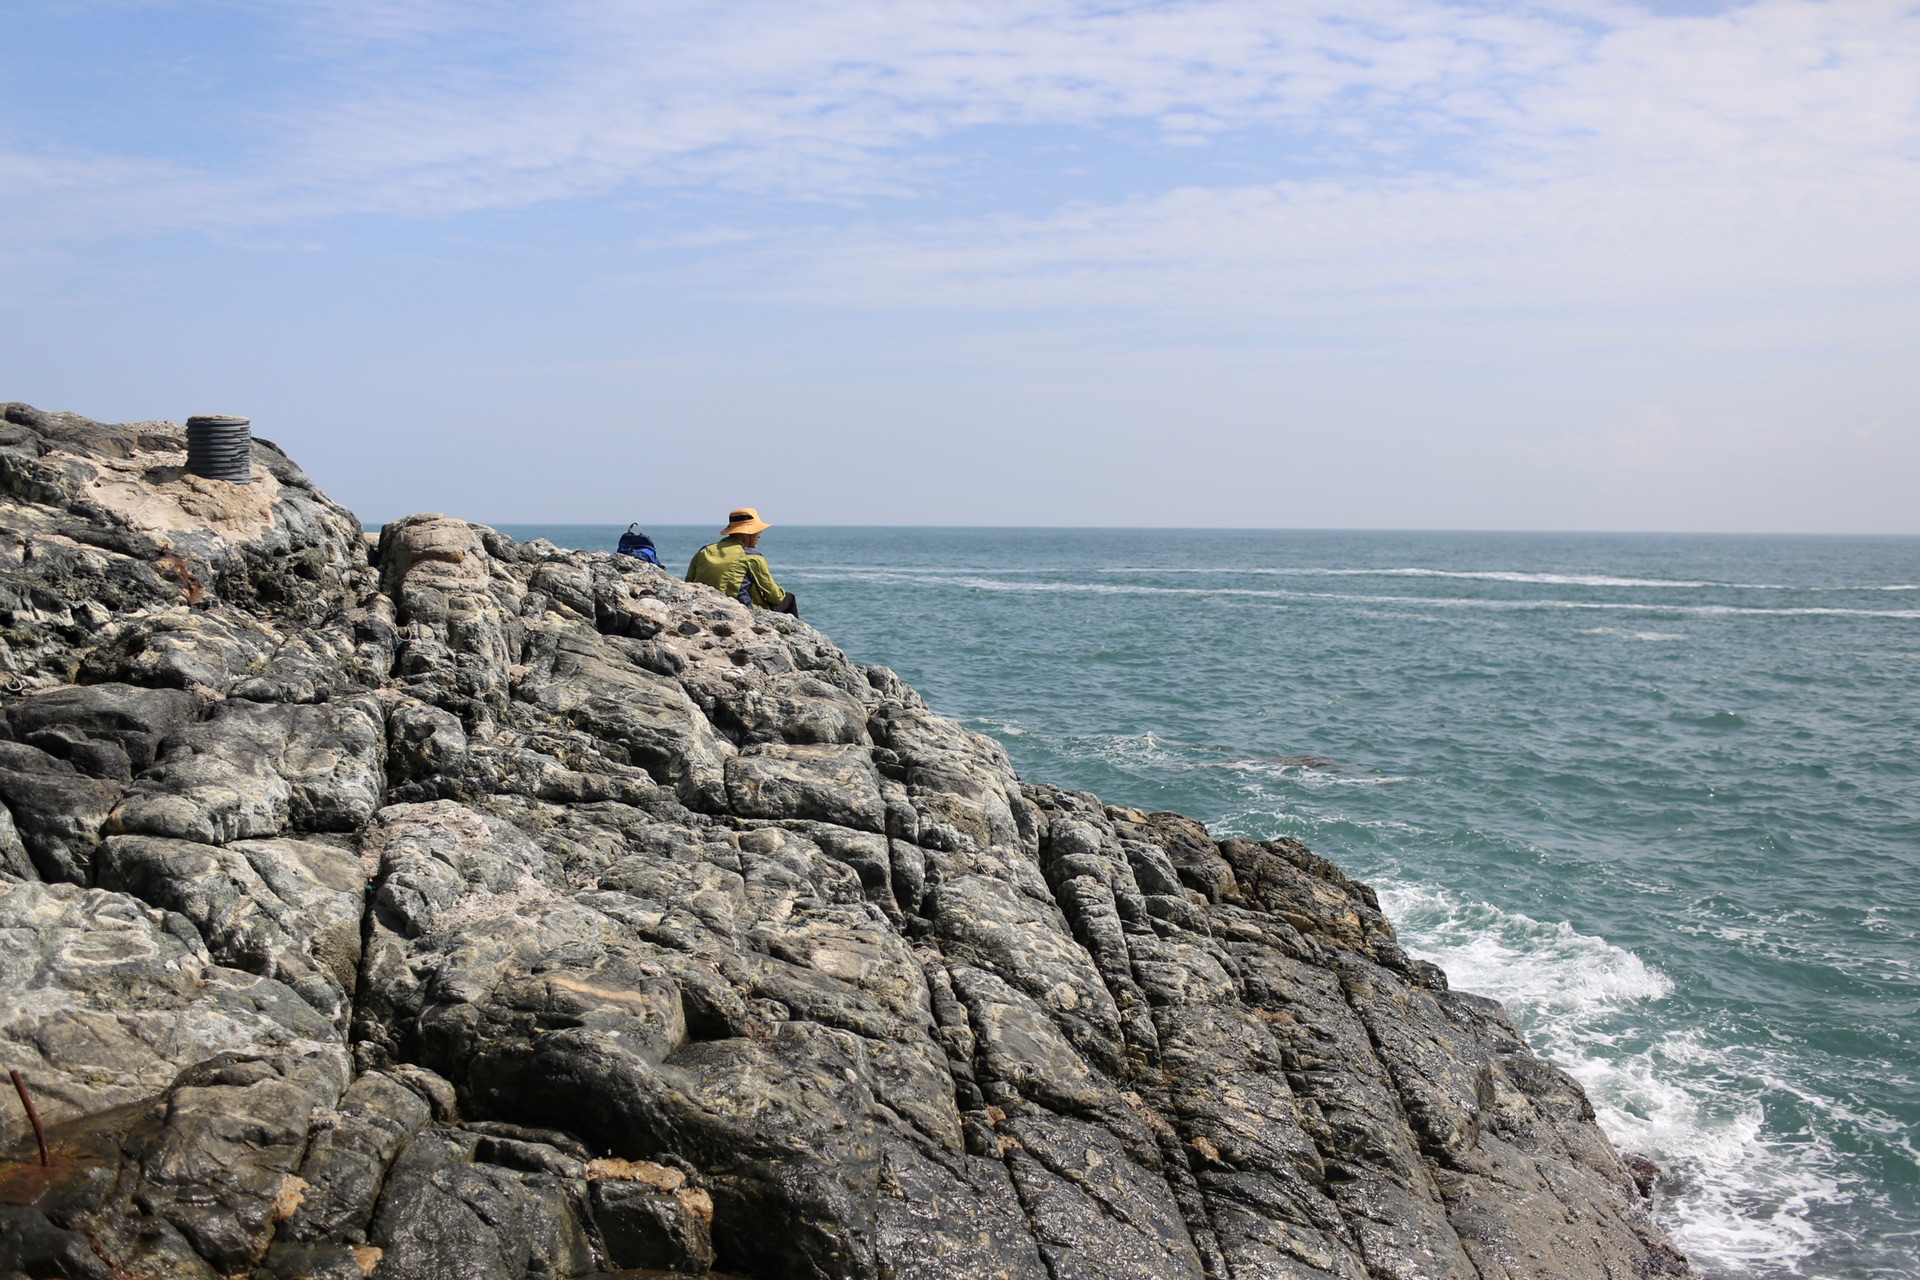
0;401;1689;1279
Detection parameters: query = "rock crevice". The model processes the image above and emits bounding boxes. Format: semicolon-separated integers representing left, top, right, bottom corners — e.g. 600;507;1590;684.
0;402;1688;1280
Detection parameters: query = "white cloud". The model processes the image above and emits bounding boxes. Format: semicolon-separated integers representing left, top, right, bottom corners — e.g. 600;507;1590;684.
0;4;1695;211
5;0;1920;326
724;2;1920;312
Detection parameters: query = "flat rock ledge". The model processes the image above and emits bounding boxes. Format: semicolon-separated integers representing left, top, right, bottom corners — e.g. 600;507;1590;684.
0;401;1689;1280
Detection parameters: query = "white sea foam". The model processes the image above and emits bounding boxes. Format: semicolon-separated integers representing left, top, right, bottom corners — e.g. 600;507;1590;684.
802;570;1920;619
795;563;1920;595
1596;1052;1835;1272
1070;565;1920;592
1376;881;1673;1022
983;565;1744;588
1374;881;1858;1275
1056;729;1180;769
1257;567;1755;588
1214;757;1414;786
1581;627;1690;641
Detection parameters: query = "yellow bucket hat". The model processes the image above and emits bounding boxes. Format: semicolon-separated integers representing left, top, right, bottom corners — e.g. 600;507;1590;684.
723;507;770;536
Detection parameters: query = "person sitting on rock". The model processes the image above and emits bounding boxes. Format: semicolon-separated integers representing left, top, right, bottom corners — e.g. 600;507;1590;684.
685;507;798;616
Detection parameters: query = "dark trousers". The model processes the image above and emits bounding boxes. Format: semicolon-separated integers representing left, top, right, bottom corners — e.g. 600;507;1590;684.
773;591;799;617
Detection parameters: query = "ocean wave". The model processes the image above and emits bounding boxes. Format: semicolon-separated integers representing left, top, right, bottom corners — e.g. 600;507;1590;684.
1232;567;1757;589
1213;757;1413;786
802;564;1743;587
792;564;1920;593
796;570;1920;618
1591;1042;1839;1272
1375;881;1673;1017
998;761;1909;1275
1581;627;1690;641
1044;729;1182;770
1031;732;1414;790
1241;568;1917;592
1371;881;1869;1275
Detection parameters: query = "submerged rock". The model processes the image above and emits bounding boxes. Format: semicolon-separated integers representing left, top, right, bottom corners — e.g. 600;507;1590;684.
0;401;1689;1279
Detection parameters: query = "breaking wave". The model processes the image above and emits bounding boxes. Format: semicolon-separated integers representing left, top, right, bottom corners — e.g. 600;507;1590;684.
1375;882;1884;1275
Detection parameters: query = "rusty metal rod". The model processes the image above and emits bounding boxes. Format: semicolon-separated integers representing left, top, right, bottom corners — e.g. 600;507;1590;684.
9;1069;50;1166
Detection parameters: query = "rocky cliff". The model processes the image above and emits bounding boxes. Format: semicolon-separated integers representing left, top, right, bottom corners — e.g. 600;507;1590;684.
0;402;1687;1280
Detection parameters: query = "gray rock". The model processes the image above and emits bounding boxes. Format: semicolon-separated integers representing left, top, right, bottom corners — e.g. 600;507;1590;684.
0;1206;114;1280
119;1050;350;1273
110;696;385;844
77;606;282;693
725;742;887;831
282;1071;435;1244
0;741;122;883
0;878;342;1150
516;626;731;810
387;701;469;784
367;1135;595;1280
0;403;1689;1279
587;1162;715;1273
4;682;199;773
702;671;871;746
0;802;32;880
1002;1111;1209;1280
94;833;365;1028
255;1241;376;1280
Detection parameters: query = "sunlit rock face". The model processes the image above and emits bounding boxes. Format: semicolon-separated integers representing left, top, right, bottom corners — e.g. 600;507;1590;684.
0;400;1688;1280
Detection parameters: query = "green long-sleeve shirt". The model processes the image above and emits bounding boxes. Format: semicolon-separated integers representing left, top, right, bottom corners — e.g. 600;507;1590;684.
685;537;788;609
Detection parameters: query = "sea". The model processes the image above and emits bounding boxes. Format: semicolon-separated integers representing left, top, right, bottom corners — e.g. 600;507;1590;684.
499;524;1920;1280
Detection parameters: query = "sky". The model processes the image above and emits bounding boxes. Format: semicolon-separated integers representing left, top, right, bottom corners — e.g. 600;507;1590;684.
3;0;1917;532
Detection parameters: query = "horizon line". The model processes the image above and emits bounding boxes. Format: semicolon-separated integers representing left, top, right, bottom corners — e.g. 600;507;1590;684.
441;520;1920;540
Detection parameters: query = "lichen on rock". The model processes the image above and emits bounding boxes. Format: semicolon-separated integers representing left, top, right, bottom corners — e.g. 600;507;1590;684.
0;400;1689;1280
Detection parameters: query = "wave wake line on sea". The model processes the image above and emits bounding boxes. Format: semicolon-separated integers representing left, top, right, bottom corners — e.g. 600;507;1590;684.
792;569;1920;618
790;564;1920;592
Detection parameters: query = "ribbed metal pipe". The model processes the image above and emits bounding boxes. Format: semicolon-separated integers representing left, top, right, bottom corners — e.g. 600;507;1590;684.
185;415;253;482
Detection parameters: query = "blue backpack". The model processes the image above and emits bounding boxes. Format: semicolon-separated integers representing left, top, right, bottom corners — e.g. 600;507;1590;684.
616;524;663;566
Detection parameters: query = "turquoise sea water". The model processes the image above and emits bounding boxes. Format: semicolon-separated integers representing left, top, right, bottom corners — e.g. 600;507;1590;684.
502;525;1920;1279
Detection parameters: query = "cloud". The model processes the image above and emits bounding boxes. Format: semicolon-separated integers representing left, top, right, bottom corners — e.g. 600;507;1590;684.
717;2;1920;326
5;0;1920;325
